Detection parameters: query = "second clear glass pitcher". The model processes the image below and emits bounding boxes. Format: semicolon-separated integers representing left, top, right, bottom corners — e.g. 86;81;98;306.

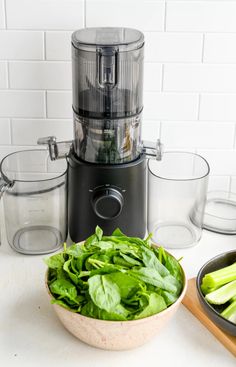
0;149;68;255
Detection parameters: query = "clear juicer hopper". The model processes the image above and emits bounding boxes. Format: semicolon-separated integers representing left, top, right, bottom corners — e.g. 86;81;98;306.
71;27;144;164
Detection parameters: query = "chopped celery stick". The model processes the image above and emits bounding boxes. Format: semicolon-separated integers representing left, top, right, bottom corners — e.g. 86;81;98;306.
201;262;236;293
221;300;236;324
205;280;236;305
201;284;219;296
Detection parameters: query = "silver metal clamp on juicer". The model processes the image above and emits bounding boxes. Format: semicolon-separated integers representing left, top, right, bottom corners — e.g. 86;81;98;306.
37;136;163;162
38;27;163;242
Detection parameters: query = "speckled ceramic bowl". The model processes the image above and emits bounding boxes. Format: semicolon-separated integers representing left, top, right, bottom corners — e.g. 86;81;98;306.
46;251;187;350
196;250;236;336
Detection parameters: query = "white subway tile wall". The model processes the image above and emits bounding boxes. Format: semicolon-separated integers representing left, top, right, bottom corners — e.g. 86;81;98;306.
200;94;236;122
45;32;71;60
144;63;162;92
46;91;72;118
0;90;45;117
166;2;236;32
204;34;236;64
143;92;198;120
164;64;236;93
145;32;203;63
11;119;73;145
0;62;7;88
0;0;5;28
0;0;236;190
0;31;44;60
9;61;71;89
86;1;165;31
161;122;235;149
0;119;11;144
6;0;84;30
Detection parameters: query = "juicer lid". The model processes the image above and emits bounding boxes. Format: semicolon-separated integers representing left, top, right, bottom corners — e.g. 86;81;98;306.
71;27;144;52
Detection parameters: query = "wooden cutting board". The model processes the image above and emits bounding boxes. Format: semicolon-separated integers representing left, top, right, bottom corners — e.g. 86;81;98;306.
182;278;236;357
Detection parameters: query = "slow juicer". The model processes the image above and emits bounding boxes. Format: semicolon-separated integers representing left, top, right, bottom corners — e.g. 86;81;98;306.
39;27;158;242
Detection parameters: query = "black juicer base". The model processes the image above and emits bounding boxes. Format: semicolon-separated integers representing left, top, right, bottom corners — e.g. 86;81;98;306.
68;154;147;242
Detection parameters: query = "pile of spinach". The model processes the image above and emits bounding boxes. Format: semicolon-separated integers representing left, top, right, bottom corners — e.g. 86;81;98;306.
45;226;184;321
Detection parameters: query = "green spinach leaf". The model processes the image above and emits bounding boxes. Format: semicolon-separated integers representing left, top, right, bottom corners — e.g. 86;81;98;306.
49;278;79;304
44;253;65;269
141;247;170;277
134;293;167;319
107;272;141;299
95;226;103;241
164;254;183;284
63;259;79;285
65;244;84;258
88;274;121;312
129;267;177;293
81;300;129;320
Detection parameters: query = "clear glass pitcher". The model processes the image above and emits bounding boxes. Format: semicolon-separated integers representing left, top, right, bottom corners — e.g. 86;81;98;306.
148;152;210;249
0;149;67;255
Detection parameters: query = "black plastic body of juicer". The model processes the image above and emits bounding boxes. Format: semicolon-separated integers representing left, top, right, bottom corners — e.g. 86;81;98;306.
68;28;146;242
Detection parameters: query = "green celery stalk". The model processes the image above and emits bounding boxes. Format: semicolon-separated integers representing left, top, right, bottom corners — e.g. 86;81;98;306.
221;299;236;324
201;262;236;293
231;295;236;302
205;280;236;305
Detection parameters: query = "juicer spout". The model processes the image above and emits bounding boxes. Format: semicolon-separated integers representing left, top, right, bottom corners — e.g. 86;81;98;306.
142;139;163;161
37;136;72;160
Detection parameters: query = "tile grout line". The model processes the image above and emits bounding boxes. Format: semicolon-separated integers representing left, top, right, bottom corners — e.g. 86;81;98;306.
44;90;48;118
197;94;201;121
159;121;163;141
6;59;236;65
3;0;7;28
201;33;205;63
232;122;236;149
164;1;167;31
4;29;236;34
161;64;165;91
84;0;87;28
9;118;13;145
229;175;232;194
2;0;9;100
43;31;46;60
5;89;236;98
6;118;72;122
6;61;10;88
2;60;72;64
0;88;72;92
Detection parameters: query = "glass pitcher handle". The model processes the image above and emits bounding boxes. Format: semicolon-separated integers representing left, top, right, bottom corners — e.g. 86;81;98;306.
0;176;10;246
142;139;163;161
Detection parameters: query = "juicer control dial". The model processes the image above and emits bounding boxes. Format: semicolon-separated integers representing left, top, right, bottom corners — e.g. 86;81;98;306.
92;187;124;220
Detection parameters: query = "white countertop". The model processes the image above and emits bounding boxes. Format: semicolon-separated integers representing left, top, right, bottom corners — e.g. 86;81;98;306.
0;227;236;366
